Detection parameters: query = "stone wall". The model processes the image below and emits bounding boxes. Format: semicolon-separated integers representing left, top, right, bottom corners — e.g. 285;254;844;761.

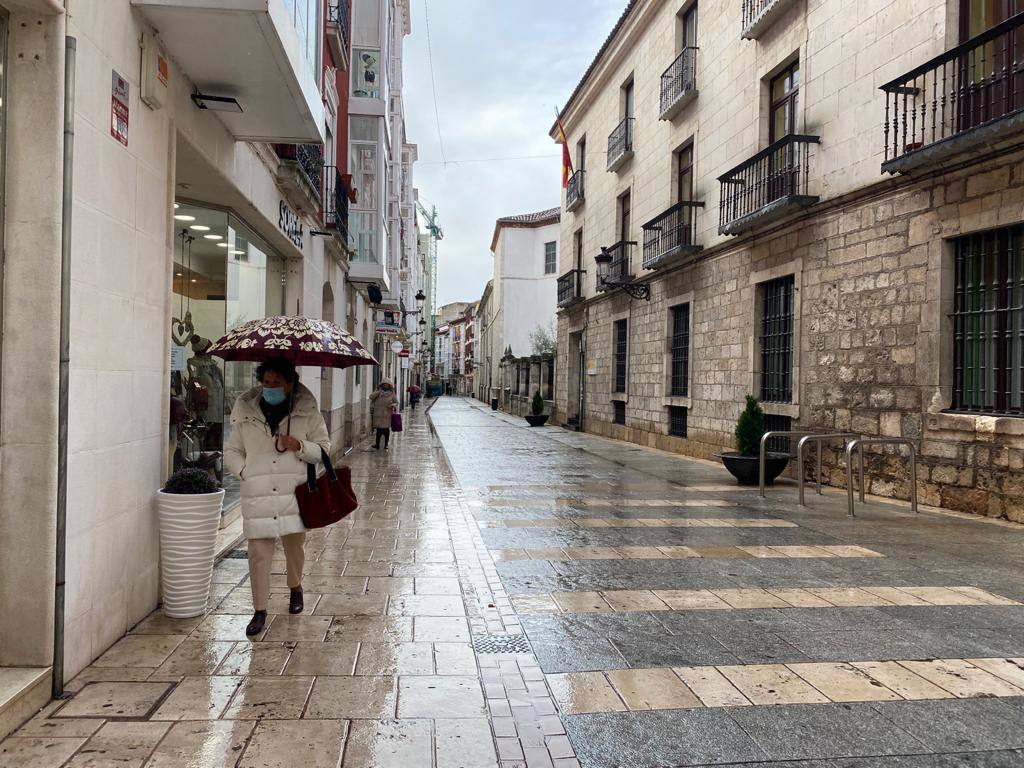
557;149;1024;522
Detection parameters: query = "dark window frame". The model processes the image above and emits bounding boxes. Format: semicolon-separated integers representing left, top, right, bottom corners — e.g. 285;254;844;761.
759;275;795;404
670;303;690;397
669;405;688;437
952;226;1024;416
769;61;800;143
544;241;557;274
614;318;628;393
675;143;694;204
613;400;626;425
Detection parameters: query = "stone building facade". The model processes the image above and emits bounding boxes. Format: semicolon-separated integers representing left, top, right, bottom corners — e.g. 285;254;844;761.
553;0;1024;520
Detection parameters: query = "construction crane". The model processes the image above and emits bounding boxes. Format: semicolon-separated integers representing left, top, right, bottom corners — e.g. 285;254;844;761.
415;198;442;375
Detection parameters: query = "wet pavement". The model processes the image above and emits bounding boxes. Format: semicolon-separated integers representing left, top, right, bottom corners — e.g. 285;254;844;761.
3;396;1024;767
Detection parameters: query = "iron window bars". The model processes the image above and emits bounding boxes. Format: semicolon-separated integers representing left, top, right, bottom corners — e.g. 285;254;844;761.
323;166;349;238
566;170;586;210
952;226;1024;416
661;47;698;116
614;319;628;393
557;269;584;307
607;117;635;170
881;12;1024;168
327;0;350;49
763;414;793;453
760;275;795;404
613;400;627;425
717;134;819;234
671;304;690;397
642;201;704;268
669;406;688;437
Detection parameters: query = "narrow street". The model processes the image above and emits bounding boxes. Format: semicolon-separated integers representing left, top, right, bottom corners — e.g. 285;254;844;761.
5;396;1024;767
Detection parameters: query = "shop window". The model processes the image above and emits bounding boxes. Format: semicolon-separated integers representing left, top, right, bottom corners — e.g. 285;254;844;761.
170;202;286;510
669;406;688;437
670;303;690;397
353;48;381;98
614;319;628;393
613;400;626;425
952;226;1024;415
759;275;794;403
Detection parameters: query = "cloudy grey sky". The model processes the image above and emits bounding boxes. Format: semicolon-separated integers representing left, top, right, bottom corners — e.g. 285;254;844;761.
403;0;626;307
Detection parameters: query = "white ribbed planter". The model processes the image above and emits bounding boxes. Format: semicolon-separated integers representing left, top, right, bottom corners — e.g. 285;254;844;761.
157;488;225;618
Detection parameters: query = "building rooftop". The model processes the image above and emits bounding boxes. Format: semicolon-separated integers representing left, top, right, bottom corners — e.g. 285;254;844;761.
491;207;561;251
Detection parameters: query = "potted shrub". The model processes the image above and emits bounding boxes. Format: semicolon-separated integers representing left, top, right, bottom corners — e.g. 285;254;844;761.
716;395;790;485
156;468;225;618
525;391;550;427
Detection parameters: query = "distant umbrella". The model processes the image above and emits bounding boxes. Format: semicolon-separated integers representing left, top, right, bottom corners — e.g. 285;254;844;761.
207;316;378;369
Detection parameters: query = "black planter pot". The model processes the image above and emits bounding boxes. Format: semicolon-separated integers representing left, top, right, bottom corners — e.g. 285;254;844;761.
525;414;549;427
717;452;790;486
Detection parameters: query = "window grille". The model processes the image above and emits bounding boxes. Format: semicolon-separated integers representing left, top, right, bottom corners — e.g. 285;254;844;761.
760;275;795;403
763;413;792;454
613;400;626;425
614;319;628;393
671;304;690;396
669;406;688;437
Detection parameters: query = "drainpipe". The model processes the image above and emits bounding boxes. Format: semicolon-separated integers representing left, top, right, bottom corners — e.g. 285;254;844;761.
53;34;76;699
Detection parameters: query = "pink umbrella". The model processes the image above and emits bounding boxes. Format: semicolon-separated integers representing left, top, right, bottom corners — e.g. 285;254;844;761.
207;316;378;369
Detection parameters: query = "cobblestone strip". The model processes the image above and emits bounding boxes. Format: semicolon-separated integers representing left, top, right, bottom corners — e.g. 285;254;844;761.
432;431;581;768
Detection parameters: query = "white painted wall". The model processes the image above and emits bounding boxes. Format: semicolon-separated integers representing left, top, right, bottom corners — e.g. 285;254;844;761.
495;222;559;358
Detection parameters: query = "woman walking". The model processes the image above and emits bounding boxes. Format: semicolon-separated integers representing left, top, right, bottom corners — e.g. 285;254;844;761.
224;357;330;636
370;379;398;450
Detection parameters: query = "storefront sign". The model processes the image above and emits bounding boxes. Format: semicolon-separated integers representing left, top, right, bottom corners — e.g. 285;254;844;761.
401;357;411;370
376;310;402;336
110;70;130;147
278;201;304;248
390;340;404;355
586;359;597;376
170;345;187;372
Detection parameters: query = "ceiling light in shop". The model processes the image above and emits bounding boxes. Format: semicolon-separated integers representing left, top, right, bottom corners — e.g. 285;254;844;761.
190;225;211;232
204;234;223;241
191;279;197;283
175;272;183;277
230;250;246;255
174;215;195;222
217;243;229;248
174;203;180;209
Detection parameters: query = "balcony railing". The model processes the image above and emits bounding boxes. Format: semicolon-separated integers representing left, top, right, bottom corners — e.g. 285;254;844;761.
327;0;350;49
600;241;637;290
607;117;634;171
742;0;797;39
557;269;585;307
660;47;698;120
642;201;705;269
881;12;1024;173
323;166;350;239
274;143;323;200
718;134;820;235
566;170;585;212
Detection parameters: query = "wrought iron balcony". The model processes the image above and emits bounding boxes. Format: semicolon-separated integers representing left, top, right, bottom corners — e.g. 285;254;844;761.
742;0;798;39
642;201;704;270
600;241;635;288
607;118;634;172
557;269;585;308
718;134;820;236
273;143;323;213
880;12;1024;174
660;47;698;121
323;166;350;242
326;1;351;68
566;170;585;212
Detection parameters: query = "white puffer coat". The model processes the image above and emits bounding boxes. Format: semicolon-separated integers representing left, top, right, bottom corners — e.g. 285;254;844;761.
224;383;330;540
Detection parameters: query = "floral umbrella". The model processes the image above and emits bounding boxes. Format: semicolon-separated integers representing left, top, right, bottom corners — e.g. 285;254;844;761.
207;316;378;369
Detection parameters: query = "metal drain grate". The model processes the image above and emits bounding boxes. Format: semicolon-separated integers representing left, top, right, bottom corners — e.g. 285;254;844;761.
472;635;531;654
223;551;249;559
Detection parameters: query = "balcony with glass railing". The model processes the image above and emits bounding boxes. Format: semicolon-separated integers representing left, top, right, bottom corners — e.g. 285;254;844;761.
881;13;1024;174
660;47;698;121
718;134;820;235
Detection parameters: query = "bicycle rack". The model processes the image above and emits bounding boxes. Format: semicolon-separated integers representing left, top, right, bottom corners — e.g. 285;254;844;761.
844;438;919;518
796;433;859;506
758;431;820;498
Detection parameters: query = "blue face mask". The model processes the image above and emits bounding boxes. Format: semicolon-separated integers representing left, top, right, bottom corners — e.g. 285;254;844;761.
262;387;287;406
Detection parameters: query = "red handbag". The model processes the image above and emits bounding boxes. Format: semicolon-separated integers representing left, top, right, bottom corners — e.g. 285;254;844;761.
295;447;359;529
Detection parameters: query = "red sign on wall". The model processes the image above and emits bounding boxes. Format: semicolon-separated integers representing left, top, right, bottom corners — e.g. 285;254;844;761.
111;71;129;147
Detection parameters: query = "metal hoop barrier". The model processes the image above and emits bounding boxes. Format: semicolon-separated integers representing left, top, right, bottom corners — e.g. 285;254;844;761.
844;438;919;518
758;431;820;498
796;433;860;506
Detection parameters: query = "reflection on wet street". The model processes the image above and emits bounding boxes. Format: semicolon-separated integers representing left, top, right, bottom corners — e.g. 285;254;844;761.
5;396;1024;767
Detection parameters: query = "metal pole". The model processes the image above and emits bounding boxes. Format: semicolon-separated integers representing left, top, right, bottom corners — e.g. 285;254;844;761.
909;445;919;513
859;443;865;503
53;34;76;700
816;440;823;495
846;441;858;517
797;437;807;506
758;432;769;498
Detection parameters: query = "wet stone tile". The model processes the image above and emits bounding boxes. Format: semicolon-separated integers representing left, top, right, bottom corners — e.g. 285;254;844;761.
151;675;243;721
397;676;486;718
340;719;432;768
221;676;314;720
238;720;346;768
305;676;397;719
66;721;170;766
55;682;173;719
0;736;88;768
146;721;254;768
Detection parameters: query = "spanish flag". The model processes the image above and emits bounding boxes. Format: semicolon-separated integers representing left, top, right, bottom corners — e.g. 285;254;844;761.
555;109;574;189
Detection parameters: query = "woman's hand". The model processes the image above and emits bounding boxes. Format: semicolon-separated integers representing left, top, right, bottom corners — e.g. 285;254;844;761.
278;435;302;452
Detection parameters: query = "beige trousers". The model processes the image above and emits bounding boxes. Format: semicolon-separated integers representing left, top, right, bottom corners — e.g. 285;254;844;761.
247;532;305;611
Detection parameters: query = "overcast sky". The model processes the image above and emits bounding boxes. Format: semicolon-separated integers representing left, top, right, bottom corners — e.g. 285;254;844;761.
403;0;626;307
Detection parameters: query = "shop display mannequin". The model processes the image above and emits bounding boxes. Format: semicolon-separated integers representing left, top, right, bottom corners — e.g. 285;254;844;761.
188;335;225;448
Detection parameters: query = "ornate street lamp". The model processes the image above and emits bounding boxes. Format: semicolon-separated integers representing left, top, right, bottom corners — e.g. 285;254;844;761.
594;245;650;301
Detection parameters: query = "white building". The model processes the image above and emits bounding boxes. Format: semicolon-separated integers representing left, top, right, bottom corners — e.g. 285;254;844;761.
478;208;561;402
0;0;421;720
